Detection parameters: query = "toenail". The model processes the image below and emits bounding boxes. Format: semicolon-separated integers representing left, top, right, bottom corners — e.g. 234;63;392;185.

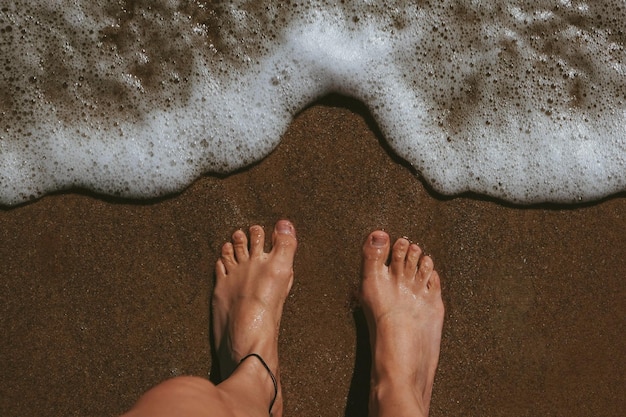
276;220;293;234
371;233;387;247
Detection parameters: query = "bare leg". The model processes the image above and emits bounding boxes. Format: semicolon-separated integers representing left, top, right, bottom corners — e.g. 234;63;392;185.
360;231;444;417
122;220;297;417
211;219;297;417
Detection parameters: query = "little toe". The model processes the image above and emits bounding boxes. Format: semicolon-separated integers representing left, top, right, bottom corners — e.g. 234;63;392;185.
232;229;249;261
362;231;390;278
270;220;298;261
248;225;265;257
215;258;227;279
418;255;436;289
390;238;411;278
220;242;236;269
427;269;442;292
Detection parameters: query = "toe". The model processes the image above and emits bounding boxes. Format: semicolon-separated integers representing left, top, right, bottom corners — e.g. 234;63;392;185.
232;229;249;261
215;258;227;279
406;243;422;277
270;220;298;261
390;238;410;278
248;225;265;257
362;230;390;278
427;270;442;292
418;255;435;289
220;242;236;270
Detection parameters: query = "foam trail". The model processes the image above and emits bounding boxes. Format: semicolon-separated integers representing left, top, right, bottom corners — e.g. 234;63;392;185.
1;1;625;205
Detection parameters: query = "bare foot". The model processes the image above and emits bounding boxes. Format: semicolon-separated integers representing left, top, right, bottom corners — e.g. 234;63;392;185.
359;231;444;417
212;220;297;417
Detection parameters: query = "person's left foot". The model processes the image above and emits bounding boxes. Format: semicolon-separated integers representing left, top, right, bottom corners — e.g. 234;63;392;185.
360;231;444;417
212;220;297;416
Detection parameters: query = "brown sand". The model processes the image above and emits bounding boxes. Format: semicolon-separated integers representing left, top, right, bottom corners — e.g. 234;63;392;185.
1;96;625;417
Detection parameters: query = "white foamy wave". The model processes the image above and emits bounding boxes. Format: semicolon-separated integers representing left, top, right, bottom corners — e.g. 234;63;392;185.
1;0;625;205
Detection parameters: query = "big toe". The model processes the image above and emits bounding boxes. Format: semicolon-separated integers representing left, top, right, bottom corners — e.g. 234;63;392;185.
362;230;390;276
270;220;298;260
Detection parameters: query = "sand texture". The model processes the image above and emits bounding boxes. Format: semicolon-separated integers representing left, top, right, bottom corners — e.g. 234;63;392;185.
1;97;625;417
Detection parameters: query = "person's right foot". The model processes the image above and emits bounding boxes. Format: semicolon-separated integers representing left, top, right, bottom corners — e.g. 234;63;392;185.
212;220;297;417
359;230;444;417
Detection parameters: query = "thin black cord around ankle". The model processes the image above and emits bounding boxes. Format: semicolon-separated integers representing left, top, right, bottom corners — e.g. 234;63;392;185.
238;353;278;415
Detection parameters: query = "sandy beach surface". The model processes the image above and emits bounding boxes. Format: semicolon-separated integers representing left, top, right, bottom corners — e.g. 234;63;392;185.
1;96;625;417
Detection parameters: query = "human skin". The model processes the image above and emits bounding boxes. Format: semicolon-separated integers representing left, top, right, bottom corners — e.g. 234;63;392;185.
121;220;444;417
360;230;445;417
122;220;297;417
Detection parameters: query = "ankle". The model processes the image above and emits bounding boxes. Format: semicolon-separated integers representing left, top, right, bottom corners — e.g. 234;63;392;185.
234;354;278;412
369;379;428;417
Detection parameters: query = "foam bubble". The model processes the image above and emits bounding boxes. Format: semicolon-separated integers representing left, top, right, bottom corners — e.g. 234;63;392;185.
1;0;625;205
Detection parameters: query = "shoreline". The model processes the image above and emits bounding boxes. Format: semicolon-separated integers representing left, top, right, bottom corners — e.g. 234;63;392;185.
1;101;625;417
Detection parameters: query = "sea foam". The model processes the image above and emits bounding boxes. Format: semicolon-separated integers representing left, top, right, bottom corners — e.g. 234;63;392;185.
1;0;625;205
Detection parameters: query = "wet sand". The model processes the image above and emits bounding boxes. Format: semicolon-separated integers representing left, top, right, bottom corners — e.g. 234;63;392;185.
1;96;625;417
